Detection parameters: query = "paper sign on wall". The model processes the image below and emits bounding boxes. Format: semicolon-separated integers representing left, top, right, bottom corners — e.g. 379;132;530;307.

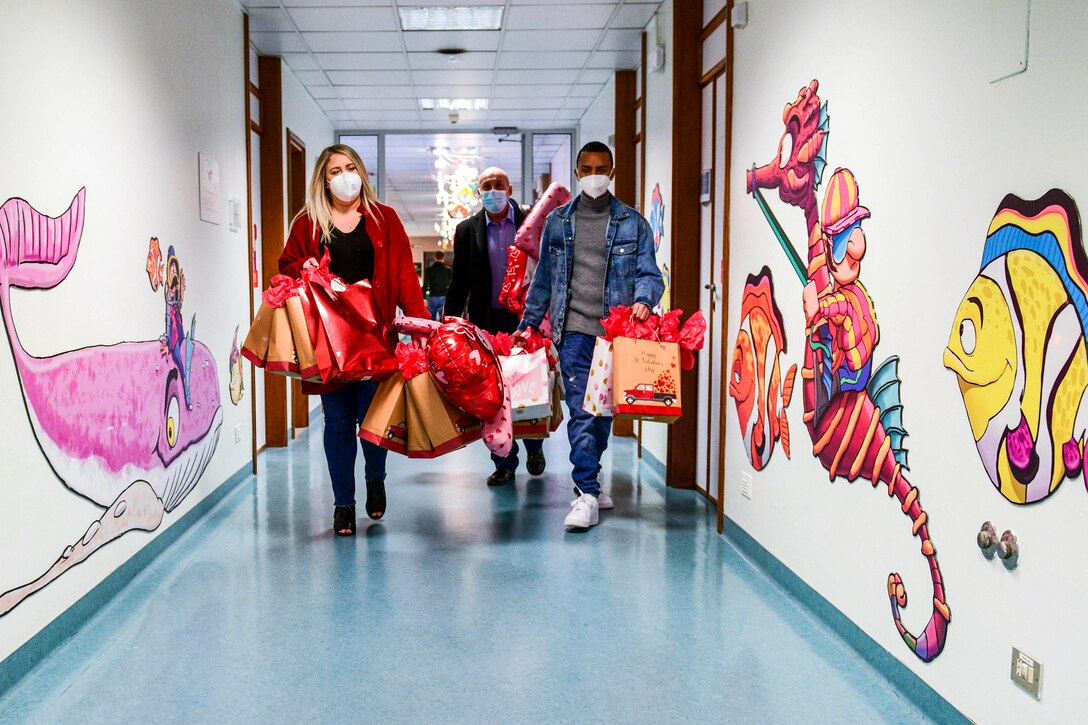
199;153;220;224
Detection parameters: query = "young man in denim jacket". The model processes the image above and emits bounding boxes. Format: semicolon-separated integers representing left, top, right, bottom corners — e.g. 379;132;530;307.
516;141;665;529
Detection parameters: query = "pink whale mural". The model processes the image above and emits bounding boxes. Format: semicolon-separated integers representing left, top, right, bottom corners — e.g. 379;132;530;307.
0;189;222;616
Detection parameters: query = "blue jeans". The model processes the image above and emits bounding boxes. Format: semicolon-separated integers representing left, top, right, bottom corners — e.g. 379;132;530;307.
426;295;446;321
492;437;543;471
558;332;609;496
321;381;388;507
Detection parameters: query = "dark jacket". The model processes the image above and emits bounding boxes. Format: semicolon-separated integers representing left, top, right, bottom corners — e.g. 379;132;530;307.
444;200;528;332
423;261;452;297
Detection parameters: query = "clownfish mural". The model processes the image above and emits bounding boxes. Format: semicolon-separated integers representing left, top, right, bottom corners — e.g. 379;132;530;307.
730;266;797;470
945;189;1088;505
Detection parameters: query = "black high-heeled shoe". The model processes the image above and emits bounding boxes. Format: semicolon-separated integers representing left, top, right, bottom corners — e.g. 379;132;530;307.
333;505;356;536
365;477;386;520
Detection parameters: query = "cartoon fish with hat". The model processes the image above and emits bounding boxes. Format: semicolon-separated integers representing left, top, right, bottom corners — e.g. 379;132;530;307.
945;189;1088;504
730;266;797;470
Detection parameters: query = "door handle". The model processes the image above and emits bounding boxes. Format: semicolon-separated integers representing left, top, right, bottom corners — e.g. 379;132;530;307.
704;283;716;291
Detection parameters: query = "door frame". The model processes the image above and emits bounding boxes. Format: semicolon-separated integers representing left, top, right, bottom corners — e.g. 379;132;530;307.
286;129;309;436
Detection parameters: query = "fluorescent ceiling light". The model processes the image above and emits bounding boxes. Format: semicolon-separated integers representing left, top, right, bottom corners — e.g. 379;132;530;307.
399;6;504;32
419;98;489;111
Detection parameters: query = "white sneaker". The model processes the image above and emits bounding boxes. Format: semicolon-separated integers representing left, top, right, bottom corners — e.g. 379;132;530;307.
564;493;600;528
597;492;614;510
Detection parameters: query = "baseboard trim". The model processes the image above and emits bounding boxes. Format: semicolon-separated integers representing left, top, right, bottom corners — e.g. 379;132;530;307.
639;446;667;481
0;463;254;699
723;516;968;725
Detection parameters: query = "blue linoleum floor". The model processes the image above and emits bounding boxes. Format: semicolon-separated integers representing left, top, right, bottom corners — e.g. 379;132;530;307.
0;416;934;724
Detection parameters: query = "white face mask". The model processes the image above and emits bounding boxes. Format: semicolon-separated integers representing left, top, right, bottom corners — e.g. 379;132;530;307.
329;171;362;203
577;174;612;199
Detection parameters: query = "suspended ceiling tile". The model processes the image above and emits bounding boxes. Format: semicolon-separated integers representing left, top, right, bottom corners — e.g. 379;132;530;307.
488;110;558;120
578;68;614;83
352;111;423;121
241;0;280;7
496;68;579;85
569;82;606;96
317;52;406;71
492;83;570;97
307;85;339;99
326;69;411;84
410;69;495;86
248;8;294;33
490;97;569;110
338;85;415;99
611;3;659;29
250;32;308;54
404;31;501;53
561;95;593;108
319;98;346;111
497;51;590;70
505;4;616;30
501;29;600;52
586;50;641;69
281;0;389;5
288;6;398;32
598;28;642;51
407;52;497;70
555;110;586;122
421;109;488;122
326;110;354;121
304;31;403;53
509;0;618;3
280;52;320;71
413;84;492;97
292;69;330;85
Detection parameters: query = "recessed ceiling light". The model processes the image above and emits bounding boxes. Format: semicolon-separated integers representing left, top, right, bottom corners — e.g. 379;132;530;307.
419;98;489;111
398;6;503;32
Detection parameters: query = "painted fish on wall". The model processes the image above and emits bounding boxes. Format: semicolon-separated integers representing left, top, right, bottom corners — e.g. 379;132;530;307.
945;189;1088;505
730;266;797;470
0;189;222;616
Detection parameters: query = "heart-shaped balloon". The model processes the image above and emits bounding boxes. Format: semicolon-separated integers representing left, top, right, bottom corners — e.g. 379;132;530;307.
426;317;506;419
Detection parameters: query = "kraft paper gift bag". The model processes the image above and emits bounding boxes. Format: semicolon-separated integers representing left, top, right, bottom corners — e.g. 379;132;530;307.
611;337;682;424
404;371;482;458
358;374;409;455
501;348;551;422
582;336;614;417
548;371;564;432
241;302;275;368
264;306;299;375
284;294;320;381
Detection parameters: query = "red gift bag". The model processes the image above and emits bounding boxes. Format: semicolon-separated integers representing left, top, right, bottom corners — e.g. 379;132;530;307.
303;259;397;383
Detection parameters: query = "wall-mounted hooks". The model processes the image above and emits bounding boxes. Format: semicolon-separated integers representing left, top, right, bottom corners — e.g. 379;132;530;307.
977;521;1018;570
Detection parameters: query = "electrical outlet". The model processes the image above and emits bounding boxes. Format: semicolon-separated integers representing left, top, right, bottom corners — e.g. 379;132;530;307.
740;472;753;500
234;423;242;444
1011;647;1042;699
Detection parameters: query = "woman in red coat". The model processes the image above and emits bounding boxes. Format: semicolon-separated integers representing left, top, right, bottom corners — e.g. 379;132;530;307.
279;144;428;536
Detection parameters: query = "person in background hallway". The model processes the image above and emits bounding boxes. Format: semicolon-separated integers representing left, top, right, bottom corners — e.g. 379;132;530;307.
279;144;429;537
517;141;664;530
423;249;452;321
445;166;546;486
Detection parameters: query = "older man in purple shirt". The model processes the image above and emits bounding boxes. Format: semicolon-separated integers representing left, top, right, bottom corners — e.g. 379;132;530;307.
445;167;545;485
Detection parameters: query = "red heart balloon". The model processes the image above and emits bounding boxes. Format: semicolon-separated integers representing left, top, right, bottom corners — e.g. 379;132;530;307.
426;317;505;419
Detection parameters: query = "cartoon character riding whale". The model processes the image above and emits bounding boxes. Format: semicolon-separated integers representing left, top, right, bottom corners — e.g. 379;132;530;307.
0;188;222;616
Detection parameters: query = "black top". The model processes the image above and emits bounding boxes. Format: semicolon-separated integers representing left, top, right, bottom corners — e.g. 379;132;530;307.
325;219;374;284
424;261;453;297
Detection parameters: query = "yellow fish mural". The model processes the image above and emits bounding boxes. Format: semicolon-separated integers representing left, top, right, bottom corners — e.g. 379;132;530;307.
945;189;1088;504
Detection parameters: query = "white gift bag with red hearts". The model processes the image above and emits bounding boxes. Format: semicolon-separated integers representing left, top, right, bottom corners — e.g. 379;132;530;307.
500;348;552;421
582;336;614;417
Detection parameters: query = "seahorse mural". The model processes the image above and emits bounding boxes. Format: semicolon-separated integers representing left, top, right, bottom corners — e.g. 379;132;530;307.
746;80;949;662
945;190;1088;505
729;266;797;470
0;189;222;616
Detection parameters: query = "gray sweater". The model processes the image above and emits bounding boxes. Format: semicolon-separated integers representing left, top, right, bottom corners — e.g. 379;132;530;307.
564;193;611;337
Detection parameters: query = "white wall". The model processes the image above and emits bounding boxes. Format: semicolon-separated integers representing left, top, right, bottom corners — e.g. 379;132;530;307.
727;1;1088;721
0;0;250;663
639;0;675;466
578;76;616;161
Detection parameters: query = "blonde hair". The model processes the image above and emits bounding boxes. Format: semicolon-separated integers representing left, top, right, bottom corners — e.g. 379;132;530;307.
294;144;379;243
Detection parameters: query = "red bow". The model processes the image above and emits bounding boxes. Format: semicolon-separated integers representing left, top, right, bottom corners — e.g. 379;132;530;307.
395;342;430;380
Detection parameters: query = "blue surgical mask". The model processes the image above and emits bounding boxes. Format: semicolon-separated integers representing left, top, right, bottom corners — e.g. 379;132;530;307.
480;189;508;214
